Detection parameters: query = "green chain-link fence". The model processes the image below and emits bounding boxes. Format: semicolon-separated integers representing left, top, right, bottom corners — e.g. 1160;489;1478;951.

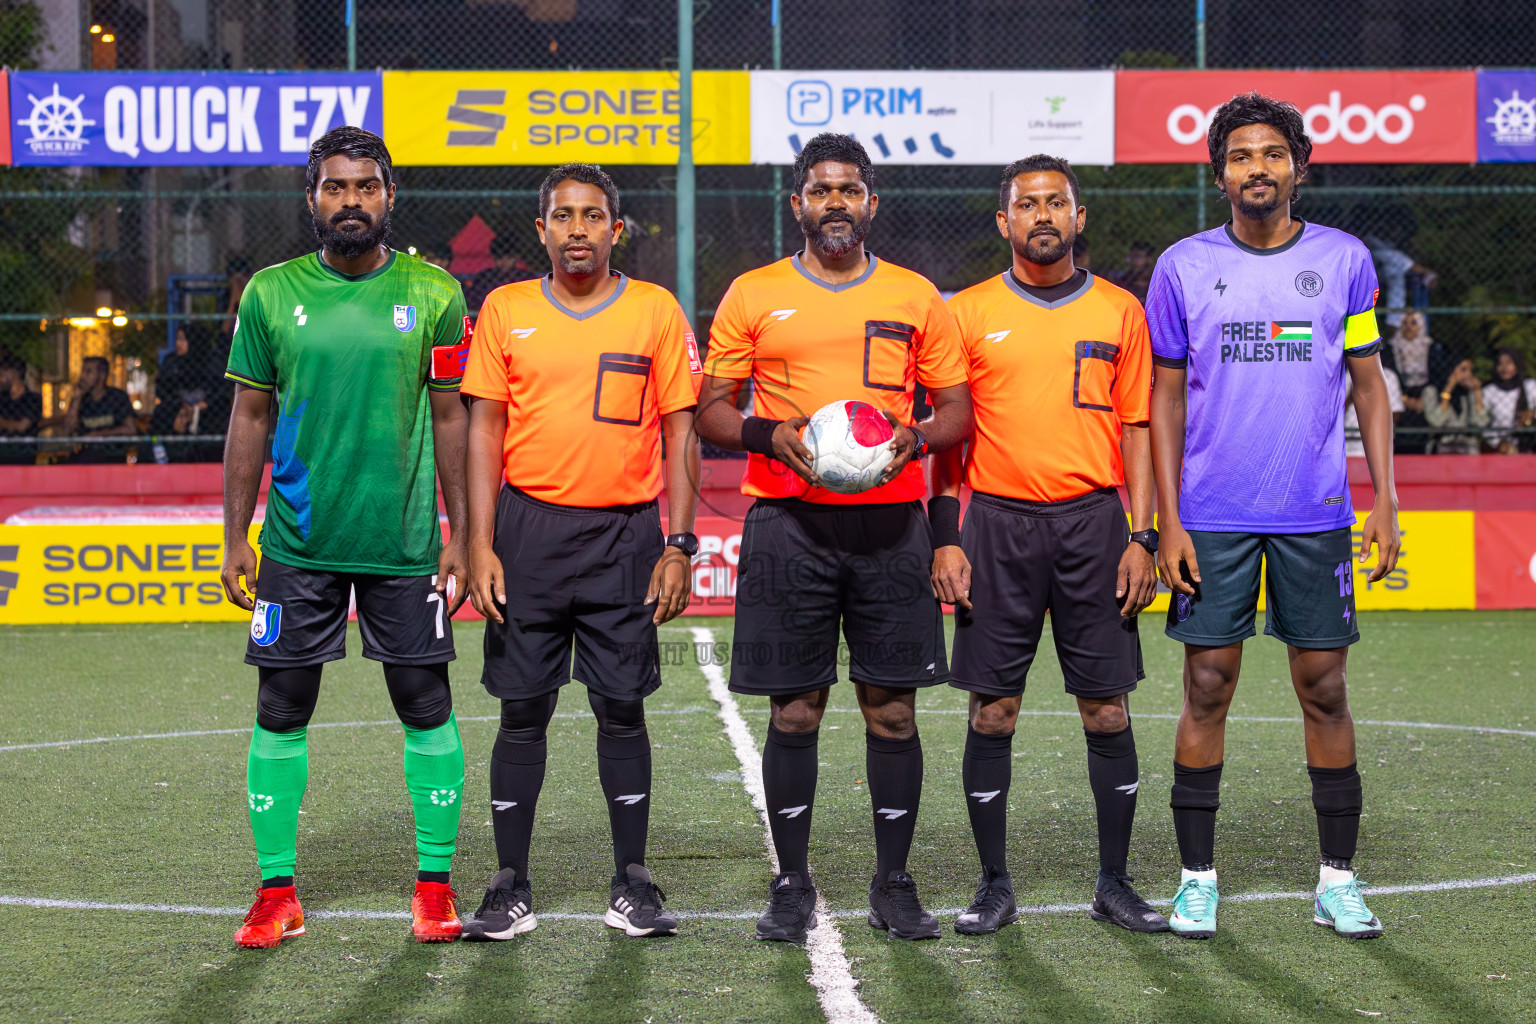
2;0;1535;462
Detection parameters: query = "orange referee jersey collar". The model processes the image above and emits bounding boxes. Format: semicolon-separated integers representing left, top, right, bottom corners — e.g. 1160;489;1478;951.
1002;267;1096;311
790;252;880;293
539;271;629;321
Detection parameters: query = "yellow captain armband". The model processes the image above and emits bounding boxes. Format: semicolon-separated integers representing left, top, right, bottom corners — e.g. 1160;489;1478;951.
1343;309;1381;351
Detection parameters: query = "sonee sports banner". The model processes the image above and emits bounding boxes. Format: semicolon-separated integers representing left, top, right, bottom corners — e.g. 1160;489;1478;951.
8;71;383;167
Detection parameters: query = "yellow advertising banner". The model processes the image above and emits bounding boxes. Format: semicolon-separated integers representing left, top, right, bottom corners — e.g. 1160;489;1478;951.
0;525;258;625
1141;510;1476;615
0;511;1475;626
383;70;751;166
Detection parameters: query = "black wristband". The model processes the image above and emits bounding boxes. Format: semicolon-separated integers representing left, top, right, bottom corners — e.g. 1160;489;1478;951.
741;416;782;458
928;495;962;549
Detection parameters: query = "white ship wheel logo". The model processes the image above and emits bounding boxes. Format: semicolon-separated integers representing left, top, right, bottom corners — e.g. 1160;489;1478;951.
1486;90;1536;145
17;83;96;141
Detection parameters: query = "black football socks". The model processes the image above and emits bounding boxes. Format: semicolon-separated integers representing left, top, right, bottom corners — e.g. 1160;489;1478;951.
1308;762;1363;868
763;724;819;878
595;720;652;875
962;727;1014;876
866;730;923;879
1084;724;1139;880
489;726;547;879
1170;761;1223;870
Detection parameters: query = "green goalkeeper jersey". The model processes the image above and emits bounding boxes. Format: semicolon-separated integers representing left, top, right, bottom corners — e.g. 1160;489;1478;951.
225;249;470;575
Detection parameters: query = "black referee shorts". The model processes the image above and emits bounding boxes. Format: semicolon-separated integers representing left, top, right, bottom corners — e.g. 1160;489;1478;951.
480;485;665;702
950;488;1143;701
727;498;948;696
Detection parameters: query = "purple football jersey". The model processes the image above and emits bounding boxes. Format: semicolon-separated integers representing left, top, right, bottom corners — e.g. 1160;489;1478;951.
1145;221;1382;533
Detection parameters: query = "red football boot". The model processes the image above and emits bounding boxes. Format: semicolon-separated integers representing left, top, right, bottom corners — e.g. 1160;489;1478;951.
412;880;462;942
234;885;305;949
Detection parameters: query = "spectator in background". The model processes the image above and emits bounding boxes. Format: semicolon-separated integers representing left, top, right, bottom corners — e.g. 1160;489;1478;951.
0;354;42;465
1106;241;1154;304
1390;311;1434;393
1072;233;1091;270
153;324;230;461
463;233;534;310
1423;355;1490;455
63;356;138;463
1365;234;1437;329
1482;348;1536;454
1346;361;1404;458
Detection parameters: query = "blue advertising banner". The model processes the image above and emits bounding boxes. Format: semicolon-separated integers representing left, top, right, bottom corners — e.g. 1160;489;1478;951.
1477;70;1536;163
9;71;382;166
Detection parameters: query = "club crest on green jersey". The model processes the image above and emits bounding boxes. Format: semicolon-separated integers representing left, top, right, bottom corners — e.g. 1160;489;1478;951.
393;305;417;332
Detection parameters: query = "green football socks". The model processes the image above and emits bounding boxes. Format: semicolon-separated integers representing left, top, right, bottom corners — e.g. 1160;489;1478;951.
402;712;465;874
246;723;309;881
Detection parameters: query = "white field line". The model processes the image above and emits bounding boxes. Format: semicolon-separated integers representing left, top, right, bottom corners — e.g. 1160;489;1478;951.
0;708;717;753
736;707;1536;738
690;625;879;1024
5;873;1534;925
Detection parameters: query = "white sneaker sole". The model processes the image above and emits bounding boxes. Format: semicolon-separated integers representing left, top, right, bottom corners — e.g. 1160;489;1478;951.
604;907;677;937
467;914;538;940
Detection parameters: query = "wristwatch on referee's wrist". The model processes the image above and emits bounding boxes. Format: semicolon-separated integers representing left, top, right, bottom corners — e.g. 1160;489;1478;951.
908;427;930;460
1129;529;1159;555
665;532;699;557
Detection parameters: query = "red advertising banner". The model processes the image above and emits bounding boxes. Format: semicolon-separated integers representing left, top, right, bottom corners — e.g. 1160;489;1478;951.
1116;70;1476;164
0;72;10;166
1475;511;1536;610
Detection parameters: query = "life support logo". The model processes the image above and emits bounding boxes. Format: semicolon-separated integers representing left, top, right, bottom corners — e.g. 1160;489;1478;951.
1166;91;1429;147
393;304;417;332
250;599;283;646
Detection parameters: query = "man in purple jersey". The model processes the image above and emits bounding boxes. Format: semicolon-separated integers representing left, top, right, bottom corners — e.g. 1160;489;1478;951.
1145;93;1400;941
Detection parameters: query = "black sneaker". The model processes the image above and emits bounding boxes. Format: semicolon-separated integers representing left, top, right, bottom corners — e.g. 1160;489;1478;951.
868;870;941;940
462;868;536;940
754;871;818;943
606;863;678;937
1090;873;1170;933
954;868;1019;935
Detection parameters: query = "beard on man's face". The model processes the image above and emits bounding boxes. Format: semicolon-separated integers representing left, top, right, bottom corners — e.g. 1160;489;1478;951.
555;240;610;276
1012;224;1074;266
1231;176;1287;218
800;208;871;259
313;206;390;259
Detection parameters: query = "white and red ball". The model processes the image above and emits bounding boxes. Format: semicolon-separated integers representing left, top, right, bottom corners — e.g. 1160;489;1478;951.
803;400;896;494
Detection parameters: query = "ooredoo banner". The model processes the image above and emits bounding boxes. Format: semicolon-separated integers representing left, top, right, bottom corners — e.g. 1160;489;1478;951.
0;71;11;166
751;70;1116;165
1115;70;1476;164
8;71;382;166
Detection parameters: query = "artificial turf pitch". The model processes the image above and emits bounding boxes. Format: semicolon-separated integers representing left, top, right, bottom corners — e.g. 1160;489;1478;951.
0;610;1532;1023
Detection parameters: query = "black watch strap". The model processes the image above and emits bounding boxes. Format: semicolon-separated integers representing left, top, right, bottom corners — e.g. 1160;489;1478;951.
910;427;929;459
665;532;699;557
1130;529;1159;555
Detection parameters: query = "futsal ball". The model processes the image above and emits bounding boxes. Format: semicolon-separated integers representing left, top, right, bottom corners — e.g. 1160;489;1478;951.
804;400;897;494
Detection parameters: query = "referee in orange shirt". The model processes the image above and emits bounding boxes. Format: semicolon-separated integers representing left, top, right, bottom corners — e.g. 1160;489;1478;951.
697;134;974;943
460;163;701;940
935;156;1167;935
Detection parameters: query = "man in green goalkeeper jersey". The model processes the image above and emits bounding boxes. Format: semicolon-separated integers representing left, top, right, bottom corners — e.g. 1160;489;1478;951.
220;126;473;947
